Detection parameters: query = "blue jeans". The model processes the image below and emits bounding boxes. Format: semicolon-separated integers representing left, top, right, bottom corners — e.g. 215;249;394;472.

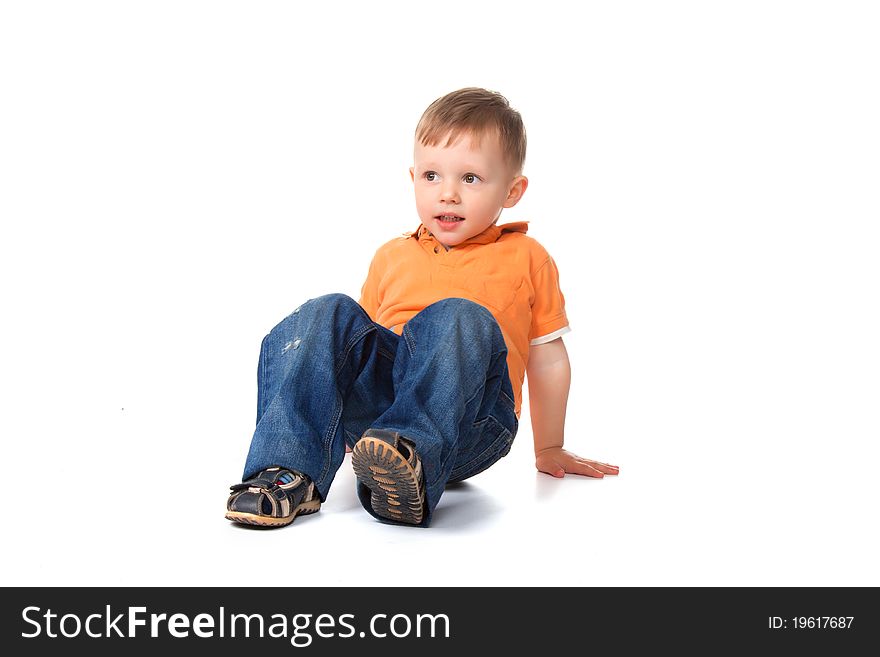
242;293;519;527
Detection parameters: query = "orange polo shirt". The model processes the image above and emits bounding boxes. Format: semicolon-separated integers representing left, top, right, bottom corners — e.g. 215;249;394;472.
358;220;570;419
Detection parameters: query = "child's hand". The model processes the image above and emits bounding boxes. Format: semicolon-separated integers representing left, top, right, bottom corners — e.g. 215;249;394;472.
535;447;619;479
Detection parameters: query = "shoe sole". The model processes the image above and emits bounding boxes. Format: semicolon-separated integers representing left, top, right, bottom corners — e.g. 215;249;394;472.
352;433;424;525
225;499;321;527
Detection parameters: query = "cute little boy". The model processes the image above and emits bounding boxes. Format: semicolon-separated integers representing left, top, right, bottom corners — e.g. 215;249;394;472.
226;87;618;528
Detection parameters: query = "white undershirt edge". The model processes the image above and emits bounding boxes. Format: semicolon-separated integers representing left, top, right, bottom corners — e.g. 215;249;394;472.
529;325;571;346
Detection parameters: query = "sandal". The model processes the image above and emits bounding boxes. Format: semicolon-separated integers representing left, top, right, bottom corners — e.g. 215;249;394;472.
225;467;320;527
352;429;426;525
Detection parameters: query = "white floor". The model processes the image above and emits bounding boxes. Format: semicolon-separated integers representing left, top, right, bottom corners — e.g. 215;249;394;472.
6;382;878;587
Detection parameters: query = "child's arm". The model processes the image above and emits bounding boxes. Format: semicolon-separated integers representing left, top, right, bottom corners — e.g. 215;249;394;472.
526;337;619;478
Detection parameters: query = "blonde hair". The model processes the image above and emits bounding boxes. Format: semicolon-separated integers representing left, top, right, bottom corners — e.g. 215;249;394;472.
415;87;527;175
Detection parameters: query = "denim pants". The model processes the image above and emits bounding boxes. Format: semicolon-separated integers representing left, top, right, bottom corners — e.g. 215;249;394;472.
242;293;519;527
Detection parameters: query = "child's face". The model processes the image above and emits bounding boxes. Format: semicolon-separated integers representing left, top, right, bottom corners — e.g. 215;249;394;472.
409;130;527;248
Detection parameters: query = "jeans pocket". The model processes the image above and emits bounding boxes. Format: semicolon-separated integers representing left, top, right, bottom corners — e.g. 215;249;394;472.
448;414;515;483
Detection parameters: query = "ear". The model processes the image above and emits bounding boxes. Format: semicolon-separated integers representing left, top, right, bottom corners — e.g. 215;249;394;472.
503;175;529;208
409;167;415;182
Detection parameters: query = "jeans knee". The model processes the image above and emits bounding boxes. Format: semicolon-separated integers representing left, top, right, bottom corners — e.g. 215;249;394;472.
426;297;496;325
272;294;363;337
305;293;361;315
417;298;501;347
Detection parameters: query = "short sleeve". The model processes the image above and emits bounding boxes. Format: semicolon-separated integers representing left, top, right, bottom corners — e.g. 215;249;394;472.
529;255;571;345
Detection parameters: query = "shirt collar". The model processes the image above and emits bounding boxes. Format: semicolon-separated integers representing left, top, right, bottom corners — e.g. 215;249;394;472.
409;220;529;246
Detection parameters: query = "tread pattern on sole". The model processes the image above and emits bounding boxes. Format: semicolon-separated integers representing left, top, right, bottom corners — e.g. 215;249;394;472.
352;435;425;525
225;499;321;528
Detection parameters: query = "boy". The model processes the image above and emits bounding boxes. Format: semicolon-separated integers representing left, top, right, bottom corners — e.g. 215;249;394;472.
225;87;619;528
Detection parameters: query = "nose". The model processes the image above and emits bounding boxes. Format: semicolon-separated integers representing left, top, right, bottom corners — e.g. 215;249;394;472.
439;180;460;203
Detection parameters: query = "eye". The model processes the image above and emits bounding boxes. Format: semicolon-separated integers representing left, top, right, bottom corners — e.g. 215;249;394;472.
463;173;480;184
424;171;438;182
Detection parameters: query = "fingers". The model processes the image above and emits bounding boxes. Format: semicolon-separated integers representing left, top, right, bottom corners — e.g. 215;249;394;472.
569;461;604;478
588;461;620;476
544;456;603;478
537;454;621;478
569;458;620;478
571;456;619;475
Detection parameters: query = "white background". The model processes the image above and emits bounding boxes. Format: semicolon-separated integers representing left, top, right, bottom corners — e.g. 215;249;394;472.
1;1;877;586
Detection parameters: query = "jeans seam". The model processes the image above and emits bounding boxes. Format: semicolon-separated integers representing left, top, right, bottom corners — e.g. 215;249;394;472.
317;321;375;488
448;415;513;481
334;323;376;378
316;390;344;489
489;348;516;412
450;382;487;473
257;333;269;423
464;382;485;411
403;323;417;357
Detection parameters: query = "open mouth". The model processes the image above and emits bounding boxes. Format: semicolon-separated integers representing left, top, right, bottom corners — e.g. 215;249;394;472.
436;215;465;222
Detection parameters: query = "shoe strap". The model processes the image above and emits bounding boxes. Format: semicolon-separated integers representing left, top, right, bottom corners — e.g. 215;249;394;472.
231;469;303;493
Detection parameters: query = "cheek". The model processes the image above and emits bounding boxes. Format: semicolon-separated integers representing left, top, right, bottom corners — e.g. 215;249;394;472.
416;195;433;216
470;196;492;213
